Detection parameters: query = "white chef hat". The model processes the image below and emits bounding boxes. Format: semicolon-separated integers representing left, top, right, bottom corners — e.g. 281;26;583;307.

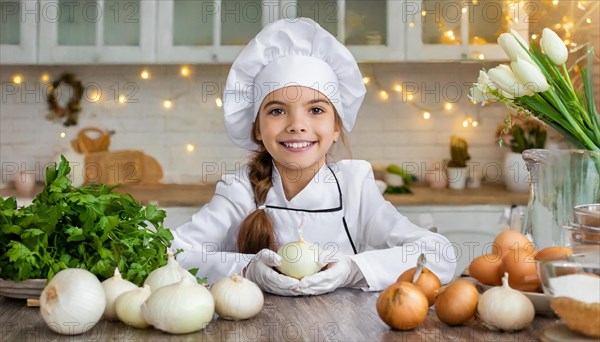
223;18;366;150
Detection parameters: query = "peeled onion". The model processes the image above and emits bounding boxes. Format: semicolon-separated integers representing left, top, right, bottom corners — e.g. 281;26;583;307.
276;239;322;279
434;279;479;326
40;269;106;335
210;274;264;320
500;247;540;292
376;281;429;330
397;267;441;306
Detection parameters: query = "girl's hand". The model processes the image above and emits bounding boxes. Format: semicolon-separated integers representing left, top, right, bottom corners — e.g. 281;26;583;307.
244;249;303;296
298;254;363;295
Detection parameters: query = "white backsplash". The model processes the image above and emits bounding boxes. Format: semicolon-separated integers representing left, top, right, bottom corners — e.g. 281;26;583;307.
1;63;511;185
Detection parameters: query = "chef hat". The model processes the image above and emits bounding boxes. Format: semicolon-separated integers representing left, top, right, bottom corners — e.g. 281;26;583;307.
223;18;366;150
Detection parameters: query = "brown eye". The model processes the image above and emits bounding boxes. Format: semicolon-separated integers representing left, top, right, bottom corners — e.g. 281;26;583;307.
310;107;324;115
269;108;284;116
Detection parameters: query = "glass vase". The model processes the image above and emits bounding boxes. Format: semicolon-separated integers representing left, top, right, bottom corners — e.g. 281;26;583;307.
522;149;600;249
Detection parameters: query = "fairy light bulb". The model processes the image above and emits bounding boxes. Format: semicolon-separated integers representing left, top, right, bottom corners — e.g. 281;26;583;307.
423;112;431;119
445;30;454;37
180;66;190;77
215;97;223;108
141;70;150;79
478;53;485;60
362;77;371;85
119;95;126;104
445;102;453;110
379;90;389;100
407;94;414;102
89;91;101;103
12;75;23;84
163;100;173;109
472;120;479;127
393;84;402;92
421;10;426;16
60;132;66;138
586;18;591;24
462;120;469;128
531;34;538;40
41;74;49;82
552;0;558;5
461;7;467;14
186;144;195;152
409;22;415;28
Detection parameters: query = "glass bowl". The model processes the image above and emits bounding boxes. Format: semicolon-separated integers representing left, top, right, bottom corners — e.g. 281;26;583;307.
574;204;600;228
537;257;600;338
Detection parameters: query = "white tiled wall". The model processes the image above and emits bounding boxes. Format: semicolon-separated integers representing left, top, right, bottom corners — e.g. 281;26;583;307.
1;63;512;185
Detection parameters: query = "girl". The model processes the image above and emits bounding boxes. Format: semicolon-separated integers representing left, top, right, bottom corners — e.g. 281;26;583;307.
171;18;456;296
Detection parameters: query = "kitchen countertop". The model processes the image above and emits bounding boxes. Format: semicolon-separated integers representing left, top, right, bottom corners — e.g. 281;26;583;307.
0;288;561;341
0;183;529;207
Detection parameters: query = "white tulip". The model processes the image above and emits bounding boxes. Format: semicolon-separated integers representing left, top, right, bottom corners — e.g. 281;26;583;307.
540;28;568;65
498;33;534;63
511;57;550;93
511;29;529;50
487;65;533;98
469;70;499;105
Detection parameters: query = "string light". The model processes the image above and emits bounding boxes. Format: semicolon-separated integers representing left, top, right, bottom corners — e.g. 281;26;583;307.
552;0;559;5
393;84;402;92
586;18;591;24
186;144;195;152
215;97;223;108
89;91;101;103
118;95;126;104
531;34;538;40
362;77;371;85
163;100;173;109
406;94;414;101
461;7;467;14
180;66;191;77
423;112;431;120
141;70;150;79
12;75;23;84
41;74;50;82
378;90;389;100
445;102;453;110
421;10;426;16
60;132;66;138
409;22;415;28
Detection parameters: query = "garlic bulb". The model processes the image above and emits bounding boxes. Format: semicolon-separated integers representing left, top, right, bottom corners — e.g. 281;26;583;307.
276;219;323;279
477;272;535;331
144;250;197;292
210;274;264;320
115;285;152;329
142;277;215;334
40;268;106;335
101;267;138;320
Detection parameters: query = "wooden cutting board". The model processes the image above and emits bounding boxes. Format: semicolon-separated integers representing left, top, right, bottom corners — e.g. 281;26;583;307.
84;150;162;185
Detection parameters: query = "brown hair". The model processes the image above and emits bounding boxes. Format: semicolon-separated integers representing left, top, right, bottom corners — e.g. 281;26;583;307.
236;108;350;254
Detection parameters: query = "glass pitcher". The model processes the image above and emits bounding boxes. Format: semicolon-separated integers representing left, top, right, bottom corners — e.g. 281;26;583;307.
522;149;600;249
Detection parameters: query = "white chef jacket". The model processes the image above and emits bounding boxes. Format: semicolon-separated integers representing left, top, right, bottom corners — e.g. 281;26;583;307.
171;160;456;291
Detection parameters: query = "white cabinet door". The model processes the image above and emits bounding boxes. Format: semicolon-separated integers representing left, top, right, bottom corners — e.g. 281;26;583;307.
0;0;37;64
405;0;528;61
156;0;279;64
38;0;156;64
396;205;511;277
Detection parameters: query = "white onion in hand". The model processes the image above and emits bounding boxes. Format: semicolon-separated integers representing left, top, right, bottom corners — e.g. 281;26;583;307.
477;272;535;331
210;274;264;320
142;277;214;334
144;249;197;292
40;269;106;335
276;239;322;279
101;267;138;320
115;285;152;329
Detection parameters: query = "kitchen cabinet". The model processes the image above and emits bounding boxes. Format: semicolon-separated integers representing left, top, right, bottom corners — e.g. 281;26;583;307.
405;0;529;61
37;0;156;64
156;0;278;63
0;0;37;64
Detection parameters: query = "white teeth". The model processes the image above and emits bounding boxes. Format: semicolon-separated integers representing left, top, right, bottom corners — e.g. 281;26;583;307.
283;142;312;148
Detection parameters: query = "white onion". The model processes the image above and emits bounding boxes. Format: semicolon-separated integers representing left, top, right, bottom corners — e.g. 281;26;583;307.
40;269;106;335
144;250;197;292
210;274;264;320
276;239;322;279
101;267;138;320
478;272;535;331
115;285;152;329
142;277;215;334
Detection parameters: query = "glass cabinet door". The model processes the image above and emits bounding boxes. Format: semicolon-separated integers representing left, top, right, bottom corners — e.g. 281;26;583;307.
38;0;156;64
406;0;527;61
0;0;37;64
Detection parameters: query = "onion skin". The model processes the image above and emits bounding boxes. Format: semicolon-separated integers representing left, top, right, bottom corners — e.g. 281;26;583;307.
397;267;441;307
500;247;540;292
376;281;429;330
468;254;503;286
434;280;479;326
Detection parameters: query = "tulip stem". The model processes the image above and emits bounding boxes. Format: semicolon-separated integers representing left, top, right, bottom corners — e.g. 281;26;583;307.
561;64;576;96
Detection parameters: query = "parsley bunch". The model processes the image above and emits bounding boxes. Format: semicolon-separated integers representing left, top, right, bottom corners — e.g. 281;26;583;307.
0;156;173;286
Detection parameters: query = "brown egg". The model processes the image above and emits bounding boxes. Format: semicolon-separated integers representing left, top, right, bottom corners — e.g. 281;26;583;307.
535;246;572;262
492;230;535;257
500;247;540;292
468;254;503;286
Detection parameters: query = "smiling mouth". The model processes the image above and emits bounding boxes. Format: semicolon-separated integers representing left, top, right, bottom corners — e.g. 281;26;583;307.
279;141;316;149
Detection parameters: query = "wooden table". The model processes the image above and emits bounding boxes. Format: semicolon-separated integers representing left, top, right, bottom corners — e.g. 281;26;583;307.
0;289;560;341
